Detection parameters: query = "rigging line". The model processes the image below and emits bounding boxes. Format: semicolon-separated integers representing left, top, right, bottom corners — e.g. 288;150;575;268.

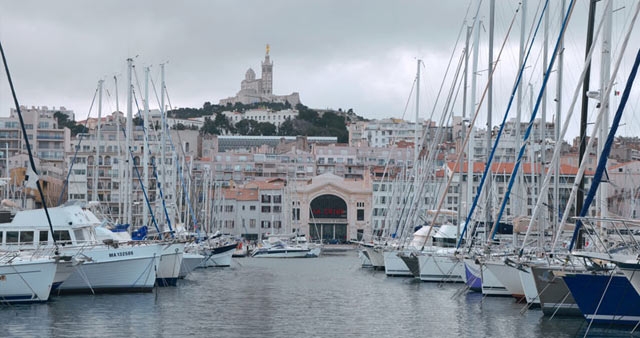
57;85;99;206
396;45;467;241
459;0;550;251
121;124;161;234
561;0;640;252
488;0;577;244
422;0;479;134
155;85;199;233
399;76;417;120
124;66;159;230
398;48;467;241
418;1;524;251
132;65;147;115
418;0;482;156
162;85;189;164
140;122;175;236
0;39;59;252
583;270;616;338
570;47;640;251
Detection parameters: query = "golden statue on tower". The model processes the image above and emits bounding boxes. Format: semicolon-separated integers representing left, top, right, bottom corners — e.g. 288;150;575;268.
266;44;270;55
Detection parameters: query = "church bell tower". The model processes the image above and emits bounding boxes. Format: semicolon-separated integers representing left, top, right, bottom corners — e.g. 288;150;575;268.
261;44;273;96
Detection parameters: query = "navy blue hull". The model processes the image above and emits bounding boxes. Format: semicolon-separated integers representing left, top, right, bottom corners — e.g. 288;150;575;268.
563;273;640;326
156;277;178;287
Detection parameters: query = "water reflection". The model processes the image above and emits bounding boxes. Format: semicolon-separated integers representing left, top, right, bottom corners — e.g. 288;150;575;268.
1;252;640;337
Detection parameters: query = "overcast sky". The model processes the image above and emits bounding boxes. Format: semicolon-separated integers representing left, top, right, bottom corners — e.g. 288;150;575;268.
1;1;639;142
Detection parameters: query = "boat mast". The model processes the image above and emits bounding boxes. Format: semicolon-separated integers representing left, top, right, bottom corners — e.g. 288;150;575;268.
485;0;495;237
515;0;527;217
143;67;151;230
468;15;480;241
457;24;471;240
125;58;133;227
577;0;597;249
93;79;103;203
597;2;612;220
554;0;565;235
538;3;549;249
160;63;169;224
414;59;420;166
114;75;123;223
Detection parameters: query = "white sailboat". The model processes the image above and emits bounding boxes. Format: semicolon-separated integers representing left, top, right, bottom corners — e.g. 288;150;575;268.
251;233;321;258
0;252;59;303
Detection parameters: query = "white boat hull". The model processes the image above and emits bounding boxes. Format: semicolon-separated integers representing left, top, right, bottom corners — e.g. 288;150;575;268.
0;256;58;303
251;247;317;258
179;253;204;278
200;243;237;267
484;260;525;299
481;263;510;296
57;243;161;293
384;250;413;277
358;249;372;268
519;265;541;305
417;250;464;282
156;242;185;286
361;245;385;269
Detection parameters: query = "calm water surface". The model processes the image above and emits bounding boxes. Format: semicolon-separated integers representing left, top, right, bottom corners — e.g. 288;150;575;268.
1;250;638;338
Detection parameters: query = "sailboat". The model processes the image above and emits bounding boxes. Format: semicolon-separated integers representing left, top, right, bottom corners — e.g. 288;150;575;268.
251;178;321;258
0;251;59;303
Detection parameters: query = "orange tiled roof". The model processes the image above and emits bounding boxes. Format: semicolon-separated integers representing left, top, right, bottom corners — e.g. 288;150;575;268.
446;161;594;176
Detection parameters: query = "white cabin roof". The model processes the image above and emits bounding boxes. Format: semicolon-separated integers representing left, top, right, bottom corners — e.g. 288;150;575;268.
5;205;101;229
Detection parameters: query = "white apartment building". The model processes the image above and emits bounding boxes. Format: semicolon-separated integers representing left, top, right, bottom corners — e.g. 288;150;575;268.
222;108;298;128
1;106;71;170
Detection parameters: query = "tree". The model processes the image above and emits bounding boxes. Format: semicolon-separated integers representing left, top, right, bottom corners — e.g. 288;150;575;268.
200;117;218;135
54;111;87;136
319;111;344;130
278;117;296;136
213;113;234;134
254;122;276;136
235;119;259;135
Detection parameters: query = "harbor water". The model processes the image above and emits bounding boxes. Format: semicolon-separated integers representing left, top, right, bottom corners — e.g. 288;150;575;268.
1;250;638;338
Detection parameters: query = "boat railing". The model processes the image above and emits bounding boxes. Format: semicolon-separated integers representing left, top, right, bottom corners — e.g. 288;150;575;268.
573;216;640;253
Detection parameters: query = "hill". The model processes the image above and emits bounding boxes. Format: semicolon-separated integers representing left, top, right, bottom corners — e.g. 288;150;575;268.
168;102;367;143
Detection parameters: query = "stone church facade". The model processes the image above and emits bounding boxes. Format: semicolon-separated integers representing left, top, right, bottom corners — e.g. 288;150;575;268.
220;45;301;106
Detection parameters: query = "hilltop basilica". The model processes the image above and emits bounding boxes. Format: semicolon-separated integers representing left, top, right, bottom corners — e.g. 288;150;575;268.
219;45;301;106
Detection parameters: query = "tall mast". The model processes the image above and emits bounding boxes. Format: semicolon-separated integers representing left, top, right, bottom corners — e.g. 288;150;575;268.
598;2;612;220
125;58;133;227
458;25;472;239
143;66;150;229
114;75;123;223
515;0;527;216
577;0;597;249
554;0;566;231
468;16;480;239
93;79;103;202
539;3;549;248
414;59;421;165
160;63;168;223
485;0;495;231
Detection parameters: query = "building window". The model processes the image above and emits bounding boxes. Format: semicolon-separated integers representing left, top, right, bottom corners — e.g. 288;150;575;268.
262;206;271;213
357;209;364;221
